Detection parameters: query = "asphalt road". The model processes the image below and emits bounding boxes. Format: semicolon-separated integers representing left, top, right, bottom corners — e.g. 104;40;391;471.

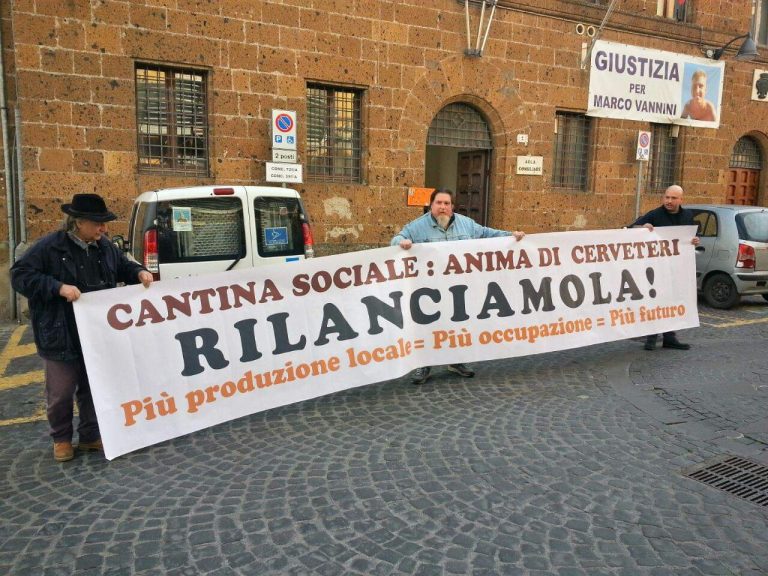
1;298;767;575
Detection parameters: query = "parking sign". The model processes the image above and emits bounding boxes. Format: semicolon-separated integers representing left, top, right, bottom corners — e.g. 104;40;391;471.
272;110;297;151
636;131;651;161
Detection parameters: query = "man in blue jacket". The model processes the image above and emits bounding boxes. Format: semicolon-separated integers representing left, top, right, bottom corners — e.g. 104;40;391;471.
11;194;153;462
392;188;524;385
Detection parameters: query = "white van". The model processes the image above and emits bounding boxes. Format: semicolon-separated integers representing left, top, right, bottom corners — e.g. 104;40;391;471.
125;185;314;280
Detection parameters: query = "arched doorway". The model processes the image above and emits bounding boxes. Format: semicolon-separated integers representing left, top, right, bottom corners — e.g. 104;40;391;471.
726;136;763;205
425;103;493;224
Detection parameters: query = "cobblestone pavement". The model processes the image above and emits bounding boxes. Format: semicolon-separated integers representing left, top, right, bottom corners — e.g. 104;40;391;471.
1;300;767;575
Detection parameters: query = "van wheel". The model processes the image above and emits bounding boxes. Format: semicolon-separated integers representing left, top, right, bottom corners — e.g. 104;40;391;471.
703;273;739;309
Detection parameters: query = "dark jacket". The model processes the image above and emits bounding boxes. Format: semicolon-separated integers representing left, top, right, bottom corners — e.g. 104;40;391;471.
631;205;695;228
11;231;146;361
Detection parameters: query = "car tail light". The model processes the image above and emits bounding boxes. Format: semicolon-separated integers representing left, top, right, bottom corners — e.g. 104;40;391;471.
213;187;235;195
302;222;315;259
143;228;160;279
736;243;756;269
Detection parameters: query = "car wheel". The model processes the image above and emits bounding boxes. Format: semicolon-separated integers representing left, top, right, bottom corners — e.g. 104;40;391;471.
703;273;740;309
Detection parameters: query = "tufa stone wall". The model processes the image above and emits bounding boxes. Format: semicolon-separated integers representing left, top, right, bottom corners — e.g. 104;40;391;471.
0;0;765;262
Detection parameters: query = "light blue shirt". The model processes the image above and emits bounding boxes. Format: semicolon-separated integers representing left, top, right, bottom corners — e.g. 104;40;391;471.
391;212;510;246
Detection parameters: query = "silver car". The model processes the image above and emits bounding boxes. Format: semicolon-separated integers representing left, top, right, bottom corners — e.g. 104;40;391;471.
687;204;768;309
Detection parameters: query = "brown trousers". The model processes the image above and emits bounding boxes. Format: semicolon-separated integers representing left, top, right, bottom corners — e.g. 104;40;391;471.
44;357;99;443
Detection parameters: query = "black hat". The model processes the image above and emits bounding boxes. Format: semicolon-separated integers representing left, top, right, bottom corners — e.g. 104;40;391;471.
61;194;117;222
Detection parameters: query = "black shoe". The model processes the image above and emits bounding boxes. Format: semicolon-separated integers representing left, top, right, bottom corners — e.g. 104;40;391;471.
411;366;431;385
644;337;656;351
447;363;475;378
663;339;691;350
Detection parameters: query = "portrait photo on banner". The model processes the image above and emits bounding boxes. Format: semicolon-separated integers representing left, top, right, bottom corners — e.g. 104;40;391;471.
679;62;722;126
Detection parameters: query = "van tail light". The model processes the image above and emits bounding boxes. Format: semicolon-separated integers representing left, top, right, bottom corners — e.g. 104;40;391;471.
736;243;756;269
302;222;315;259
143;228;160;279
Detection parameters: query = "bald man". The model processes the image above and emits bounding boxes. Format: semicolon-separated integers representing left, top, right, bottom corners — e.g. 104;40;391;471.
631;185;700;351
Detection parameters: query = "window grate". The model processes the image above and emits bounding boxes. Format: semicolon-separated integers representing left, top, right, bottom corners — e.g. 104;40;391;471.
306;84;363;183
159;198;245;261
187;207;243;257
552;112;591;191
427;103;492;149
136;64;209;175
684;455;768;507
647;123;679;191
730;136;763;170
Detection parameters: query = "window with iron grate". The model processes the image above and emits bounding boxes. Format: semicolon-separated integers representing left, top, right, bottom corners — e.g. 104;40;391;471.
552;112;592;191
427;103;492;149
306;84;363;183
135;64;209;175
730;136;763;169
647;124;680;191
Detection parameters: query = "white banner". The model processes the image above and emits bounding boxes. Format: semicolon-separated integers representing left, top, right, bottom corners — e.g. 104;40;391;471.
588;40;725;128
75;227;699;459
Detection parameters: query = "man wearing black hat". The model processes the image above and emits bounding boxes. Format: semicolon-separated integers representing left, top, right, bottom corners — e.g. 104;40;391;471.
11;193;153;462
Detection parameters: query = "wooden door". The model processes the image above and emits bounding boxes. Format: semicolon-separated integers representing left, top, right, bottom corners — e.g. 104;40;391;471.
456;151;489;224
726;168;760;205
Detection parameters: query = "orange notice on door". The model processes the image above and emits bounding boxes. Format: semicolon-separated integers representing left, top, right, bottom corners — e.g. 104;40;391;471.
407;187;434;207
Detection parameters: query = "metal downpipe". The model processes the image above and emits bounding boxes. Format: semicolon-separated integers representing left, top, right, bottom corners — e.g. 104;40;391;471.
14;107;25;247
0;17;18;320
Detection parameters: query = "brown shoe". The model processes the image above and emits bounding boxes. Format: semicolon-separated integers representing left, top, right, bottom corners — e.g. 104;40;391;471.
53;441;74;462
78;439;104;452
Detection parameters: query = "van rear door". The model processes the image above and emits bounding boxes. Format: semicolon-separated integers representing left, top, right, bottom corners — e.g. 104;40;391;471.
245;186;310;265
133;187;256;280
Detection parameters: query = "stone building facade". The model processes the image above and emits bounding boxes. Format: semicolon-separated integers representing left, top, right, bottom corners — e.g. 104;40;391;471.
1;0;767;316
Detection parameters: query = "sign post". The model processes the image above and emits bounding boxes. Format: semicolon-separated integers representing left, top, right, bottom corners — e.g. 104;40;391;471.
635;130;651;219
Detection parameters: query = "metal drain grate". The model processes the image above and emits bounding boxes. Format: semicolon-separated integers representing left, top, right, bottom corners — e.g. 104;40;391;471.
685;456;768;507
